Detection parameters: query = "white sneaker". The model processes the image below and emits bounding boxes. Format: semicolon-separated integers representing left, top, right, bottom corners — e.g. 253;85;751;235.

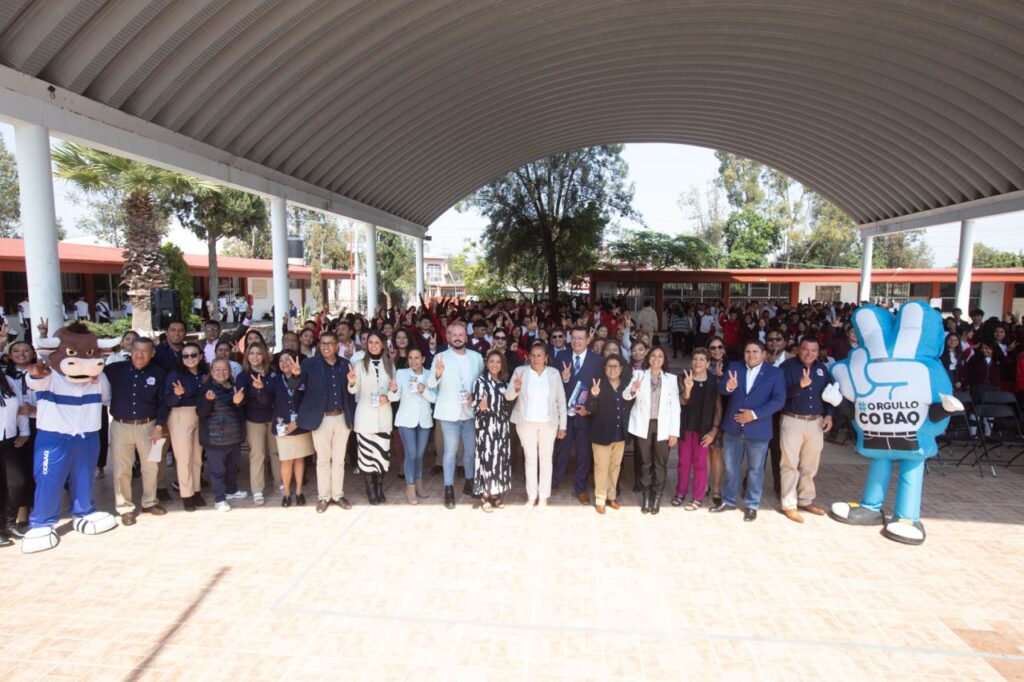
253;492;265;506
215;501;231;512
226;490;248;500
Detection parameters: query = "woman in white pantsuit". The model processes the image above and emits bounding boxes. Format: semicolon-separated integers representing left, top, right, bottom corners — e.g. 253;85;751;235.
348;332;400;505
504;342;567;508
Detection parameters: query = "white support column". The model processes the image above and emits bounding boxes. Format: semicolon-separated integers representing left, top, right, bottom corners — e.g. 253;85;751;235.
14;123;63;335
414;236;425;298
955;219;976;314
858;234;874;303
364;223;378;317
270;196;289;350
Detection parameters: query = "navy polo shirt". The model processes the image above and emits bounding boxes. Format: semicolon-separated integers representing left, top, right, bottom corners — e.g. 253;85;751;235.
323;358;346;412
780;357;833;417
105;361;169;425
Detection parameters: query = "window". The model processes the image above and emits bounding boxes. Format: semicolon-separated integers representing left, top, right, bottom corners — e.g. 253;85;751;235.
909;283;931;299
426;263;442;282
938;282;981;313
730;282;790;306
815;285;842;302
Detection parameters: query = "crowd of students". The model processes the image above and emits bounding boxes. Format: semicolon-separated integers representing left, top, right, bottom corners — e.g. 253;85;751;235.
1;295;1021;544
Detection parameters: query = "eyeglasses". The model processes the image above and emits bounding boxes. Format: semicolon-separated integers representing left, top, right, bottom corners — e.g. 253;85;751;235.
493;336;506;340
709;345;724;350
551;334;564;338
767;336;783;341
182;353;200;359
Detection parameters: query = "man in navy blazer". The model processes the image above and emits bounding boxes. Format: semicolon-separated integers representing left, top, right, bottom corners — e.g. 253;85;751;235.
552;327;604;503
711;340;786;521
297;332;357;512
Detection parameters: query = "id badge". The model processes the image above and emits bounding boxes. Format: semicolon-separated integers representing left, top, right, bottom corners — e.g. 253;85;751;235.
371;392;381;407
276;423;288;437
289;412;298;424
459;389;469;403
409;378;419;391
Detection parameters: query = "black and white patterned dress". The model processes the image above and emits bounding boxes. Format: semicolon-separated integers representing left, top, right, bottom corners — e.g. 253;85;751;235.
472;374;513;496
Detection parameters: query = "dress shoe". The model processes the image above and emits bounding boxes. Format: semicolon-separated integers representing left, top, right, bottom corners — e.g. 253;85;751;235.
462;479;475;496
708;503;736;513
0;535;12;548
576;492;589;505
743;509;758;522
373;473;386;504
607;500;620;510
799;503;826;516
183;497;196;512
120;512;137;526
783;509;804;523
281;494;292;508
595;505;606;514
142;504;166;516
7;522;28;539
156;488;172;502
315;499;330;513
444;486;456;509
296;493;307;506
415;479;429;498
191;492;207;507
336;497;352;510
641;491;651;514
650;494;662;515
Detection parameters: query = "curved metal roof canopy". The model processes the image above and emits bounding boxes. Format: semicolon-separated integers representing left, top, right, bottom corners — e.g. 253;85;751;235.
1;0;1023;232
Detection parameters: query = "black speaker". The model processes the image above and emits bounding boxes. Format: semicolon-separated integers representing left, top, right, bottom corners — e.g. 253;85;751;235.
151;288;180;331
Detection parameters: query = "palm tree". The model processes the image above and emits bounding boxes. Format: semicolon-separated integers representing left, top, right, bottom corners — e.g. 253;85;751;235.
52;143;218;332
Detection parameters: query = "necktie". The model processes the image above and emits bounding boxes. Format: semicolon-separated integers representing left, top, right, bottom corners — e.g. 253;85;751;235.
574;355;581;374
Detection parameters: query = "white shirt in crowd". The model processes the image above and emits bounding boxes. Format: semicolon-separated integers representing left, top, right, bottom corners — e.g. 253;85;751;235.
745;362;762;394
699;313;716;334
524;368;552;422
74;300;89;319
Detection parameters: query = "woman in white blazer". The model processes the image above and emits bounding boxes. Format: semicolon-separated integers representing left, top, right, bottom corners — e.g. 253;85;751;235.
504;342;567;508
394;348;436;504
0;368;30;547
623;346;680;515
347;332;400;505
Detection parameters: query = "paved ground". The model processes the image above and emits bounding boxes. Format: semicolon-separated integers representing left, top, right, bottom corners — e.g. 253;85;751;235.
2;359;1023;680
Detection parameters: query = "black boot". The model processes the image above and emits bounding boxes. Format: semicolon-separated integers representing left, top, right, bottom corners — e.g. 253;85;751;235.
462;479;474;496
641;490;651;514
365;476;378;505
650;493;662;515
444;486;456;509
374;473;386;504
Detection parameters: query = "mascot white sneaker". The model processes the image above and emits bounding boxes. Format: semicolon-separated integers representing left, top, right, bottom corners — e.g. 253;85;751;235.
21;322;118;554
827;302;960;545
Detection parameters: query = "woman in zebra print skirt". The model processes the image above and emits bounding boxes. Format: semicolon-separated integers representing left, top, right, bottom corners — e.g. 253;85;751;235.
348;332;400;505
471;351;514;512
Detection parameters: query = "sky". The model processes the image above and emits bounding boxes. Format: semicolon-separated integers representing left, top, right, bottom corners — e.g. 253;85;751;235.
2;123;1021;266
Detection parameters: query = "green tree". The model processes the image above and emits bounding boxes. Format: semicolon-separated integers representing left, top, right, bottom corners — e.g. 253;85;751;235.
376;231;415;310
448;241;508;300
220;218;273;259
172;188;267;321
0;136;18;237
723;209;782;268
961;242;1024;268
467;145;637;300
70;186;129;246
872;230;933;268
605;228;714;295
296;207;350;312
52;142;215;332
161;242;195;323
782;193;862;268
679;180;728;265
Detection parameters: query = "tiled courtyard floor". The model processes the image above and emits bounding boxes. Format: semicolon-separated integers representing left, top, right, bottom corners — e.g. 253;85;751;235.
2;357;1023;680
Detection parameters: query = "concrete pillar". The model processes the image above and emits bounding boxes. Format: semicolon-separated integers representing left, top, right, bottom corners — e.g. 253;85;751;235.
414;236;425;298
364;223;378;317
270;196;289;349
14;123;63;335
859;235;874;303
955;219;975;314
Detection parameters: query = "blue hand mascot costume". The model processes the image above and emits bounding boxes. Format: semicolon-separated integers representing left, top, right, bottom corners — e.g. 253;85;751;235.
21;323;118;554
826;301;961;545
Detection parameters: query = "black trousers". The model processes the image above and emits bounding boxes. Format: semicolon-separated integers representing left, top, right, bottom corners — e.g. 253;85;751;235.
98;407;109;469
636;420;669;493
0;438;12;534
768;412;782;499
5;423;34;517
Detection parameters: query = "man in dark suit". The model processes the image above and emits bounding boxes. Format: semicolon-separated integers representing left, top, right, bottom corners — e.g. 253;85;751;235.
297;331;357;512
552;326;604;503
711;340;786;521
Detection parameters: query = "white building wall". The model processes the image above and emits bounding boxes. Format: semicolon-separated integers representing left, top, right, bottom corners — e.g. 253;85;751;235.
796;281;859;303
979;281;1003;316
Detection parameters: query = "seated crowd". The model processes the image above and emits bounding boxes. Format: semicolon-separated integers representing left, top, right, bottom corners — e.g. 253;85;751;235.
0;296;1021;545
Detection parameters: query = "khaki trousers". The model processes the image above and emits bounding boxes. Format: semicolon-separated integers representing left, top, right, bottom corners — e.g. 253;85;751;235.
110;419;158;513
592;441;625;505
245;421;280;494
312;415;351;502
517;422;557;502
168;407;202;498
779;415;824;510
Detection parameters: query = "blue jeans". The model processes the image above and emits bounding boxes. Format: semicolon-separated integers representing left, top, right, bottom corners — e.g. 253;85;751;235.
397;426;431;482
722;431;770;510
438;419;475;486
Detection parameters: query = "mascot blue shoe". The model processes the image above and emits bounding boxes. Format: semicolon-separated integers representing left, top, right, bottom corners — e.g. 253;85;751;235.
826;301;962;545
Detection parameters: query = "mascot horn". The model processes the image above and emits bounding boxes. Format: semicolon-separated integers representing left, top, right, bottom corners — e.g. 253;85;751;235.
825;301;962;545
21;322;119;554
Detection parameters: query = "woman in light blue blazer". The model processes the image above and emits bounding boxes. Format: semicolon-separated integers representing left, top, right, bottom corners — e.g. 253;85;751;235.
394;348;436;504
